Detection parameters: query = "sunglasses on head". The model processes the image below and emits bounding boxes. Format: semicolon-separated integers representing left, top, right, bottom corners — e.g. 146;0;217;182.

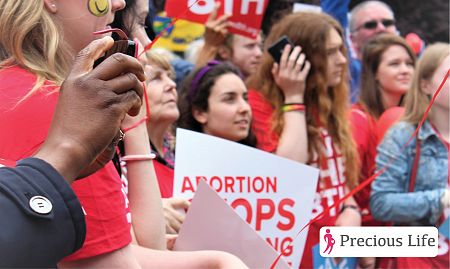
353;19;395;32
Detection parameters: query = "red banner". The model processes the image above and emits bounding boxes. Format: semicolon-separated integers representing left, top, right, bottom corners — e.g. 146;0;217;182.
165;0;268;39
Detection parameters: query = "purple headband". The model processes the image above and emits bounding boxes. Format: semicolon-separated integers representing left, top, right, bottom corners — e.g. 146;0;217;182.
189;60;220;102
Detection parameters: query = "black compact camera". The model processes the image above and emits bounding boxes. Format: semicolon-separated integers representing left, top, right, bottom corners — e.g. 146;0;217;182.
94;39;136;68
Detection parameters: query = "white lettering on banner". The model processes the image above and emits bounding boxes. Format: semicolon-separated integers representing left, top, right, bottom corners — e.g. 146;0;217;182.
322;188;338;216
188;0;214;15
311;185;345;218
241;0;265;14
173;129;320;269
228;21;259;38
312;193;324;218
323;134;334;156
223;0;232;15
188;0;265;16
309;129;347;219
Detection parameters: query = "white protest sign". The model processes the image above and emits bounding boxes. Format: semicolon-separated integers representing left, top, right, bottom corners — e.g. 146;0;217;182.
293;3;322;13
173;129;319;268
174;180;291;268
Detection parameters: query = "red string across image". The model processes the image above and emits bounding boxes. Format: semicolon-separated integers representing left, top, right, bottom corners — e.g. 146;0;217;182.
139;0;201;57
270;69;450;269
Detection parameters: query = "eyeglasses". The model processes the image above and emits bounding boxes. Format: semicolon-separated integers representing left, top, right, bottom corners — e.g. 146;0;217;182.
352;19;396;32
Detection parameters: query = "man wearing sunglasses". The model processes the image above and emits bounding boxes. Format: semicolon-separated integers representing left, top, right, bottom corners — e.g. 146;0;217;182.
349;1;397;60
345;0;397;102
321;0;398;102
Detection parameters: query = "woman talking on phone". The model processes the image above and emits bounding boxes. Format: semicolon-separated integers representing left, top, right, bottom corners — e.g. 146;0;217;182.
247;11;361;268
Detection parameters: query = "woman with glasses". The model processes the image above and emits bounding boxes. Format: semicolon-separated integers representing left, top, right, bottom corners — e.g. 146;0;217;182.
348;0;398;102
349;1;398;60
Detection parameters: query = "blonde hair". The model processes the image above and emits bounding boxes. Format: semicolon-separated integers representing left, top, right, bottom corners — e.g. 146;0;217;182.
403;43;450;124
0;1;71;96
145;49;174;76
247;12;359;188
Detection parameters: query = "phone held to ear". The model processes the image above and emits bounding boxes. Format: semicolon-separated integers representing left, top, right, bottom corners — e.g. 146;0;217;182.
268;35;294;64
93;28;137;68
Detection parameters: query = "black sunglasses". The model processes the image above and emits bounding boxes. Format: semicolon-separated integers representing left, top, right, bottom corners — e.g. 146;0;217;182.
353;19;395;32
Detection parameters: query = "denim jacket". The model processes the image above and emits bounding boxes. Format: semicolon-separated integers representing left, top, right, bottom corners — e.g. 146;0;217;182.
370;120;448;226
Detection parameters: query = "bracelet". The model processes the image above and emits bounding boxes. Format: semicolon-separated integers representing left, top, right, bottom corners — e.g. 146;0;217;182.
281;103;305;113
340;205;361;215
121;154;156;162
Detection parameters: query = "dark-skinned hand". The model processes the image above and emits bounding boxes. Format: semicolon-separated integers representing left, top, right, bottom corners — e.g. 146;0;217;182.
34;36;146;184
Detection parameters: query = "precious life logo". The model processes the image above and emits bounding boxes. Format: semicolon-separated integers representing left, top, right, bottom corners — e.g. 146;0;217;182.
320;227;438;257
323;228;336;254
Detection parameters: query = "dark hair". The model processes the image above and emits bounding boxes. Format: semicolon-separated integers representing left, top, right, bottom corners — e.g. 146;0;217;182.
177;61;257;147
110;0;138;39
359;33;416;119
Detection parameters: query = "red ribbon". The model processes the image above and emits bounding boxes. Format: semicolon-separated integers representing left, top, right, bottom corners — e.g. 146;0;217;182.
270;69;450;268
139;0;201;57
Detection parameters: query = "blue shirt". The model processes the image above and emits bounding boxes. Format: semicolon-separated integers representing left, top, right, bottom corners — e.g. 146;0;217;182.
321;0;360;103
371;120;448;226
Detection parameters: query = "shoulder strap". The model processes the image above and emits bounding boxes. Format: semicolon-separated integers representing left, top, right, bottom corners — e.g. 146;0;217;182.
408;134;421;192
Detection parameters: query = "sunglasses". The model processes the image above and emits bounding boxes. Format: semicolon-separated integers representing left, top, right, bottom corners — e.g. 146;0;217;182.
353;19;395;32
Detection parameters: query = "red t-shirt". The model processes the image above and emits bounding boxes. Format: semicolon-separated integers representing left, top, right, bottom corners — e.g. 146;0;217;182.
154;160;174;198
0;66;131;260
349;105;382;226
249;89;348;268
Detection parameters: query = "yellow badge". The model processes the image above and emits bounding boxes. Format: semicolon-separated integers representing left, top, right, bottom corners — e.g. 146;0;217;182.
88;0;109;17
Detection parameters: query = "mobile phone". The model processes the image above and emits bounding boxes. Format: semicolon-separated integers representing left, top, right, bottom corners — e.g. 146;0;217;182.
268;35;294;63
94;39;137;68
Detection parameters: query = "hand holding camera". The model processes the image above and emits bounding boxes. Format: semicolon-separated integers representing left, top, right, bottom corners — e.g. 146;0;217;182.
35;35;145;182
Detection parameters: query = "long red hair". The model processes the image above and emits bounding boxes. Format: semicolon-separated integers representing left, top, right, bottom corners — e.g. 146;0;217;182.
247;12;358;188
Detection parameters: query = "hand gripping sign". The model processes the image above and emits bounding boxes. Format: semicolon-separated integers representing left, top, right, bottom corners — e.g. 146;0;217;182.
173;129;319;268
165;0;269;39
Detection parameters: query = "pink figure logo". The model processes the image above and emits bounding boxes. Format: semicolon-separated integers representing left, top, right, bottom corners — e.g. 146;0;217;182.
323;228;335;254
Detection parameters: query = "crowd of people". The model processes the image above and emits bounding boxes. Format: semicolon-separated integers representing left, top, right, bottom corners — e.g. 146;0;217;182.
0;0;448;268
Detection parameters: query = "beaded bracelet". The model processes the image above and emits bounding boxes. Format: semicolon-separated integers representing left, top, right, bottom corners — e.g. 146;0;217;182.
121;154;156;162
281;103;305;113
